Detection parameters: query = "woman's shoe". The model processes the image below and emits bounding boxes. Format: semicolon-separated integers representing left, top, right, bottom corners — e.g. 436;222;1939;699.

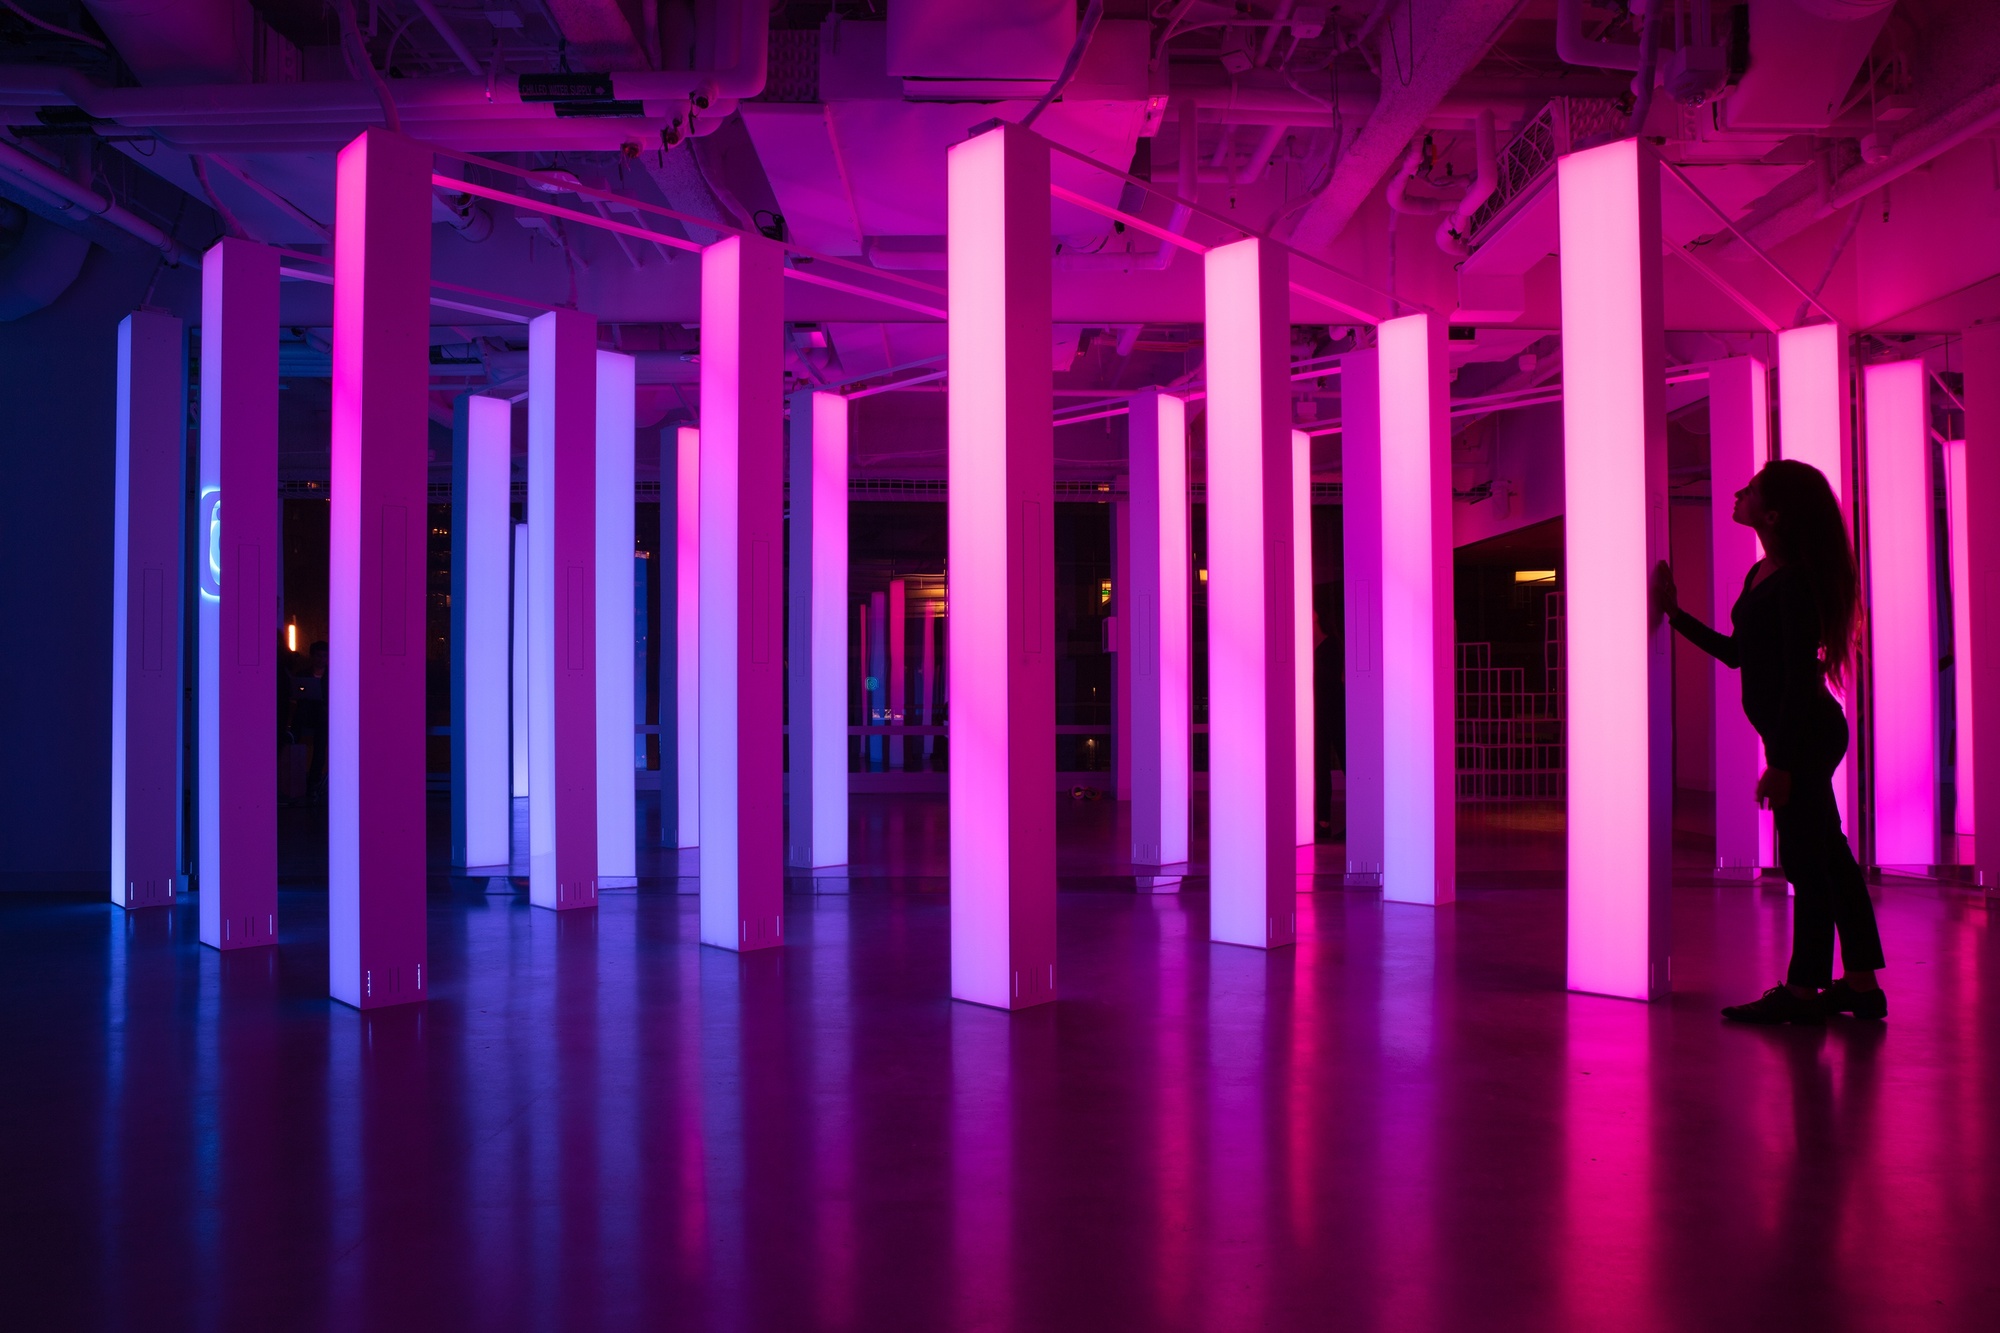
1722;985;1825;1024
1822;978;1888;1020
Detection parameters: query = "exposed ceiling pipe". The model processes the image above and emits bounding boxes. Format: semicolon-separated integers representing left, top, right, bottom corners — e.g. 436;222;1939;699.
201;153;332;242
1624;0;1660;136
411;0;486;78
1385;136;1454;215
0;136;195;264
1256;0;1299;68
1234;124;1289;186
1435;108;1495;256
1022;0;1105;129
1554;0;1641;72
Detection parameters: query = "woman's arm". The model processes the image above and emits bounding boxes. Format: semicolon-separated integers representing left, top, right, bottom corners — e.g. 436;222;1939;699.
1655;561;1741;667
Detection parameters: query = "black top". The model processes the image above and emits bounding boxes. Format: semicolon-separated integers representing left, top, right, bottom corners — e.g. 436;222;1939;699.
1669;562;1842;771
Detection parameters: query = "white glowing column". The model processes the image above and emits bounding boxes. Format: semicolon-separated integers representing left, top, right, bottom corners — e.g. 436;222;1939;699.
1777;322;1857;847
674;425;700;848
528;308;599;911
329;129;431;1008
597;350;637;883
1377;313;1456;907
947;122;1058;1003
1864;359;1939;866
1558;138;1672;1001
788;389;850;870
111;309;184;910
451;394;512;871
198;237;279;952
1706;357;1770;879
1293;428;1314;848
1127;388;1190;871
1966;326;2000;886
1202;235;1297;950
511;522;529;801
1944;438;1973;841
699;233;786;951
1340;349;1384;884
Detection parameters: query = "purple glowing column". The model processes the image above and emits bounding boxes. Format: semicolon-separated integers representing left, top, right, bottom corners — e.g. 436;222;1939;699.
329;129;431;1008
1705;356;1770;879
1340;349;1385;885
698;233;786;951
1127;389;1190;874
528;308;599;912
198;237;278;951
946;122;1058;1003
1863;359;1939;867
111;309;184;910
1202;235;1297;950
1558;138;1671;1000
787;389;849;871
451;394;512;872
597;350;636;883
1377;314;1456;907
674;425;699;848
1969;326;2000;885
1293;428;1314;849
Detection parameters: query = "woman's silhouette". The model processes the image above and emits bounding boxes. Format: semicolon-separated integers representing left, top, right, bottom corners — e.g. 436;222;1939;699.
1654;459;1886;1023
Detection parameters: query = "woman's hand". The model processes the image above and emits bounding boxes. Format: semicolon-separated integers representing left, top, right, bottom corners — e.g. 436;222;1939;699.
1652;560;1678;621
1756;767;1793;810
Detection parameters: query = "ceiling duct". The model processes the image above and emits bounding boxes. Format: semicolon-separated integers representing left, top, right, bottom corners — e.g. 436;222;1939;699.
0;200;89;320
82;0;254;85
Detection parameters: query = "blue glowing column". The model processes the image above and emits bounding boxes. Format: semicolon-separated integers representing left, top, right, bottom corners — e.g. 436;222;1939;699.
1963;325;2000;887
699;234;786;950
1126;388;1190;876
528;308;599;911
1559;138;1671;1000
112;309;185;910
787;389;850;874
1340;348;1384;885
1203;236;1298;950
1706;356;1771;879
329;129;431;1008
197;237;279;951
947;123;1058;1004
597;350;636;884
451;394;513;872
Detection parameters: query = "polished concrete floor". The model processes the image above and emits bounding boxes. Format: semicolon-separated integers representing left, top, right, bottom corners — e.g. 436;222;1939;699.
6;794;1998;1331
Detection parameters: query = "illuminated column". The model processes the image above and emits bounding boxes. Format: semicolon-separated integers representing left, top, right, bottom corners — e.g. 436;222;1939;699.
1706;357;1769;879
889;577;907;768
1377;314;1456;907
1558;137;1671;1001
1202;234;1297;950
528;308;599;912
1955;323;2000;886
1340;349;1384;884
451;394;512;872
787;389;849;871
512;522;528;800
197;237;278;952
1293;428;1314;848
698;233;786;951
597;350;636;883
329;129;431;1008
1128;388;1190;874
674;425;700;848
1863;359;1938;867
1113;493;1132;802
1944;438;1973;841
1777;322;1858;850
947;122;1058;1003
921;599;940;762
111;309;184;910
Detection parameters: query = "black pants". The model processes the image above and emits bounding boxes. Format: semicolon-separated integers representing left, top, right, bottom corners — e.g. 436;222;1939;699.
1772;713;1885;989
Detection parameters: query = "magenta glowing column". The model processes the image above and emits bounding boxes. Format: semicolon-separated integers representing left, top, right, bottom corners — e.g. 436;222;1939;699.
1863;359;1939;867
889;577;908;768
111;309;185;910
947;122;1058;1002
698;233;786;951
197;237;279;952
1705;356;1770;878
1202;235;1297;950
597;350;636;883
1944;438;1974;841
528;308;600;912
787;389;849;871
1127;388;1190;872
451;394;512;872
675;425;700;848
1377;314;1456;907
512;522;529;801
1340;349;1384;884
1558;137;1671;1001
329;129;431;1008
1957;324;2000;886
1293;429;1314;849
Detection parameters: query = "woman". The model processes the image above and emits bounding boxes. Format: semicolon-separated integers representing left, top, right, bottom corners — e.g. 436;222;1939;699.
1654;459;1886;1023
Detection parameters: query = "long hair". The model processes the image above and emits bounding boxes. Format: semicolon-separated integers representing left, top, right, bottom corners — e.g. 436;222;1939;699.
1755;459;1859;685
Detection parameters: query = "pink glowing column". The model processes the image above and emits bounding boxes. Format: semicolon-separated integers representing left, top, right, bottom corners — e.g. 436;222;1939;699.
111;309;184;910
1202;235;1297;950
1293;429;1315;849
1558;138;1672;1001
451;394;512;872
889;577;907;768
947;122;1058;1002
197;237;279;952
786;389;850;871
1944;438;1974;841
1863;359;1939;867
512;522;529;801
1777;322;1858;849
1957;324;2000;886
329;129;431;1008
674;425;700;848
1705;357;1770;879
1113;493;1132;802
528;308;599;912
1340;349;1384;884
1127;388;1190;873
1377;314;1456;907
698;234;786;951
597;350;636;883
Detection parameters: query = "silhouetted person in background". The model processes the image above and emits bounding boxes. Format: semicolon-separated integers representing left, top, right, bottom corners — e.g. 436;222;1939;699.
1655;459;1886;1024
